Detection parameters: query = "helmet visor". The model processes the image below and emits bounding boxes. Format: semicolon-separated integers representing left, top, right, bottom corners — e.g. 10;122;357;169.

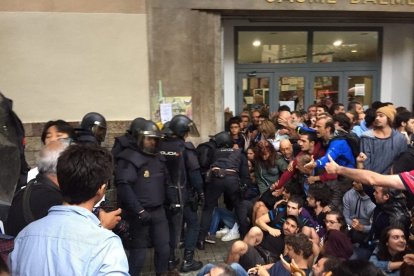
187;121;200;137
92;125;107;143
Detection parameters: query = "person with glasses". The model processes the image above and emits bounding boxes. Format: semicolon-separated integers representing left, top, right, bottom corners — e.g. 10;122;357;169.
319;211;353;261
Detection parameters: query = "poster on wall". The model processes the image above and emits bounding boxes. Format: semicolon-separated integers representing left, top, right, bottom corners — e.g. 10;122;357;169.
153;96;192;125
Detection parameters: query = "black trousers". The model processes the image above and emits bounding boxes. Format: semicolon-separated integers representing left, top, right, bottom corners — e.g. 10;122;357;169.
198;175;241;240
128;206;170;275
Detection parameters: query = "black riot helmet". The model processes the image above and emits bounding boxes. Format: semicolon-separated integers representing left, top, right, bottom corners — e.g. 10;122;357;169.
169;115;200;138
212;131;233;148
161;121;174;138
80;112;107;144
136;120;162;155
128;117;147;136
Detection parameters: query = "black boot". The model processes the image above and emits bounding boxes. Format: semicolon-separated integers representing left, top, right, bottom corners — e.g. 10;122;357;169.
168;249;180;271
196;240;205;250
179;249;203;273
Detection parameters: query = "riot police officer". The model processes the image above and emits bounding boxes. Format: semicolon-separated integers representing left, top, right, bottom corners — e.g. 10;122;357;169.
115;120;170;276
75;112;107;145
159;115;204;273
197;131;249;246
112;117;146;158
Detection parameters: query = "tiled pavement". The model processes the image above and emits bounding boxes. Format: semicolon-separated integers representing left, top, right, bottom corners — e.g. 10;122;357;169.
141;239;234;276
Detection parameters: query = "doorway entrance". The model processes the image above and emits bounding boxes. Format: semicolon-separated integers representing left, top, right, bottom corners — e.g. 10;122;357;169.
237;70;377;113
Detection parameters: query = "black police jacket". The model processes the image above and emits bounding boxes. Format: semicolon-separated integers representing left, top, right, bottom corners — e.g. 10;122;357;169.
115;148;169;217
159;137;203;205
211;147;250;183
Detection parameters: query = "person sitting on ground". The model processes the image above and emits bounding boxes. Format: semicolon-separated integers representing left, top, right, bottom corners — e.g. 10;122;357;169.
248;233;314;276
370;226;410;275
311;255;341;276
226;215;301;271
252;180;304;227
320;211;353;261
329;259;385;276
342;180;375;245
254;140;287;195
305;184;332;239
197;263;243;276
255;196;318;258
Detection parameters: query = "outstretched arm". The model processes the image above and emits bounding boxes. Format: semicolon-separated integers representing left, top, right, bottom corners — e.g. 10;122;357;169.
325;155;405;190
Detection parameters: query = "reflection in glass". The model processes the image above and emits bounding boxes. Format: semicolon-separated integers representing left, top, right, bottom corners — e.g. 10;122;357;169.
242;77;269;111
347;76;373;109
313;31;378;63
238;32;307;64
313;76;339;109
278;77;305;111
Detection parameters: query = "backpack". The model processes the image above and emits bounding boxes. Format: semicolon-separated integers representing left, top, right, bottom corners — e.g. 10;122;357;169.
0;93;29;222
196;140;216;175
332;131;360;159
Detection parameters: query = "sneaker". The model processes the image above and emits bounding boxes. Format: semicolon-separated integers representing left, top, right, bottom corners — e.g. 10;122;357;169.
205;234;216;244
221;230;240;242
215;227;230;238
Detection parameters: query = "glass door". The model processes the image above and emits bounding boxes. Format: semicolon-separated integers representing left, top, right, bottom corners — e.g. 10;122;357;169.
237;72;274;113
275;75;306;112
310;72;342;109
345;72;377;110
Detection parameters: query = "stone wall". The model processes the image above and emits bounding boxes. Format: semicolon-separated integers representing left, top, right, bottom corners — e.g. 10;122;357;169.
23;120;131;168
147;3;224;142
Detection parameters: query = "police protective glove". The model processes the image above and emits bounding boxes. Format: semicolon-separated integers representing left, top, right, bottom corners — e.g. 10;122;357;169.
138;210;151;223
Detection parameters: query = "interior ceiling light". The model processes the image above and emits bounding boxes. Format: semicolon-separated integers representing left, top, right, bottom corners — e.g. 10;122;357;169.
351;50;358;53
333;40;343;47
253;40;261;47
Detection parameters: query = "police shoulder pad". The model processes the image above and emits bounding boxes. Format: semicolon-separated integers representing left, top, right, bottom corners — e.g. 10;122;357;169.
117;148;147;169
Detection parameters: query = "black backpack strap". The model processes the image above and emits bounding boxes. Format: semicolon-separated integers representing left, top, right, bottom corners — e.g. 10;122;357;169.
22;180;36;224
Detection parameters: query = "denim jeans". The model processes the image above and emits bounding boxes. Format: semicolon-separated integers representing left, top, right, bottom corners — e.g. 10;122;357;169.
208;207;236;235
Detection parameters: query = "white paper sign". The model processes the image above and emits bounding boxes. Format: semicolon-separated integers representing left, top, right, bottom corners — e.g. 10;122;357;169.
160;103;173;124
355;84;365;96
279;101;295;111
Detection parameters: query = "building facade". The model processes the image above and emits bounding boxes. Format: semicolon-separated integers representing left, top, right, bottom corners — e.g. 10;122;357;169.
0;0;413;163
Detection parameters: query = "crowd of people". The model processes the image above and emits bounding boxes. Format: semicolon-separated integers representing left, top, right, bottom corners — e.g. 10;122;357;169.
1;95;414;276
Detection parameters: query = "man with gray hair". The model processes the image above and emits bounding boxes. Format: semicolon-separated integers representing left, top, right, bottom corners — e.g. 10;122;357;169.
6;140;68;236
6;140;121;236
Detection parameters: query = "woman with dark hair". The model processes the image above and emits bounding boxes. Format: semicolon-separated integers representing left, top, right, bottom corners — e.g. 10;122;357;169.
254;140;282;195
321;211;353;261
251;140;288;223
27;119;74;182
40;119;75;145
370;226;409;275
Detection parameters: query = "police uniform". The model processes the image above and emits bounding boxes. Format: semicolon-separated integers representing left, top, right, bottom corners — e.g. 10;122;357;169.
198;147;249;241
159;136;204;272
115;147;170;275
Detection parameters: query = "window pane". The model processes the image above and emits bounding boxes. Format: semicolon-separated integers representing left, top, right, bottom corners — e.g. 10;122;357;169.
348;76;373;109
278;77;305;111
238;32;307;64
242;77;270;112
313;76;340;108
313;31;378;63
